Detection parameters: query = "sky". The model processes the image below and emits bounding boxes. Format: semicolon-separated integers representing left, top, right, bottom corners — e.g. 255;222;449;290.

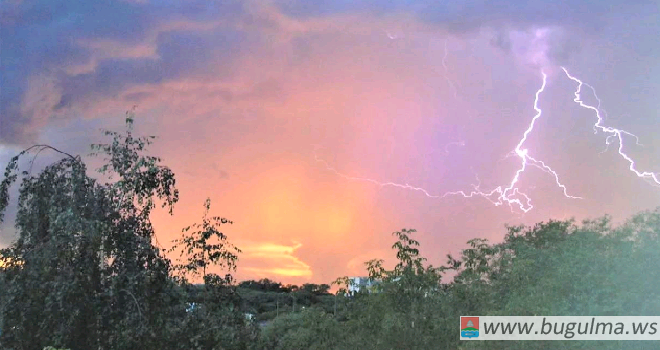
1;0;659;285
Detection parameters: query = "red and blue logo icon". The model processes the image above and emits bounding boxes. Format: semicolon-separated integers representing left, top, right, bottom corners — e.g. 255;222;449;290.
461;316;479;338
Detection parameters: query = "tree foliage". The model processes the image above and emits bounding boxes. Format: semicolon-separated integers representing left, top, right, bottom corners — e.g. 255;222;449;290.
260;210;660;350
169;197;240;282
2;112;660;350
0;113;253;350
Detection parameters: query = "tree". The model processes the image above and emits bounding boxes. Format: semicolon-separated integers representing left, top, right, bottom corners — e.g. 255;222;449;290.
0;113;259;350
169;197;240;283
167;198;257;350
0;113;180;349
258;308;341;350
332;229;447;350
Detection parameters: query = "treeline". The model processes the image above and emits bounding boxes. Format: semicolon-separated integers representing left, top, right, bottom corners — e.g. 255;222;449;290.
237;280;334;322
1;116;660;350
238;279;330;295
259;218;660;350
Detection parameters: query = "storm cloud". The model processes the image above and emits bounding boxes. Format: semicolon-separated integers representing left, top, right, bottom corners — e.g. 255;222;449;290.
1;0;658;284
2;0;657;143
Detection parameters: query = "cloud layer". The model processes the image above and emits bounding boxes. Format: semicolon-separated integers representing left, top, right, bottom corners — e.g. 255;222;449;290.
3;0;657;143
1;0;659;283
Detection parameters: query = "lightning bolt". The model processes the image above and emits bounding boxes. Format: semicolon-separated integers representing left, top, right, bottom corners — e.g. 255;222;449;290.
440;39;467;154
579;81;632;156
443;72;580;213
313;146;440;198
444;140;465;154
561;67;660;186
315;72;580;213
314;67;657;213
442;38;459;99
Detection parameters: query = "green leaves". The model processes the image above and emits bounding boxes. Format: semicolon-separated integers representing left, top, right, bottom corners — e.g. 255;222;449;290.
90;112;179;216
4;108;660;350
307;212;660;350
259;308;341;350
169;197;240;282
0;112;190;350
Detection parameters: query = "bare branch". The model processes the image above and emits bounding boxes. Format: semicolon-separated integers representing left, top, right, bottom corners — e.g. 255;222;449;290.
119;289;144;320
21;144;77;161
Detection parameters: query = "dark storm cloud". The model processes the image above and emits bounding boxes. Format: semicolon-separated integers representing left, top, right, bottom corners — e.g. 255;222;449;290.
276;0;415;19
276;0;655;63
417;0;647;32
0;0;247;143
276;0;656;32
56;58;165;108
155;29;250;78
2;0;657;144
54;28;251;109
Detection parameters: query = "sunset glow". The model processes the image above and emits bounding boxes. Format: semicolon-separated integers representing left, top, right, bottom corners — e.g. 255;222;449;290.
1;0;659;286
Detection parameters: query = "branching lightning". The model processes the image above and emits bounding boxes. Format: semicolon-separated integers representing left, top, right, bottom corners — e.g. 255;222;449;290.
314;63;658;212
443;72;580;213
561;67;659;186
442;39;459;99
444;140;465;154
440;39;467;154
313;147;440;198
385;30;399;40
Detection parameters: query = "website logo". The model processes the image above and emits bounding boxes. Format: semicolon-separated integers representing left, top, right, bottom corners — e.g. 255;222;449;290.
461;316;480;338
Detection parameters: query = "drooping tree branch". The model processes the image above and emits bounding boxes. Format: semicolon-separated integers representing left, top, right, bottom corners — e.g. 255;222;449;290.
0;144;80;223
21;144;78;161
119;289;144;320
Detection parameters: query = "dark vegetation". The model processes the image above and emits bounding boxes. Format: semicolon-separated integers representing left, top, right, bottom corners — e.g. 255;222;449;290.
1;115;660;349
238;280;334;322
